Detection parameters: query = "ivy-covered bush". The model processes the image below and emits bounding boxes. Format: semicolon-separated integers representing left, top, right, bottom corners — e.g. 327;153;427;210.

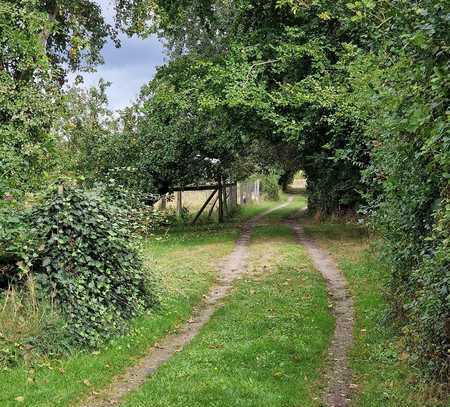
29;184;158;346
0;202;34;287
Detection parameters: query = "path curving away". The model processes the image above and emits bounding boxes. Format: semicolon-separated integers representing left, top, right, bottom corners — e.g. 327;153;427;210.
79;202;290;407
287;219;354;407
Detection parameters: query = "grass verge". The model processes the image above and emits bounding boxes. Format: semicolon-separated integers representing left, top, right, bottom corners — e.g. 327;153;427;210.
121;224;334;407
303;222;448;407
0;228;238;407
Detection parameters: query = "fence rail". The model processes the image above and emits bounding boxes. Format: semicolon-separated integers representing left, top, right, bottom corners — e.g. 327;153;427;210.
156;179;261;222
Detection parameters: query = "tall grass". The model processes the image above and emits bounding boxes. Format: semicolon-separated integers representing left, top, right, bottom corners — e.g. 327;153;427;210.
0;278;66;367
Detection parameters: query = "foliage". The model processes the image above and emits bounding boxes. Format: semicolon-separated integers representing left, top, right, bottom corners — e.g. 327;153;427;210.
1;0;448;382
345;0;450;378
0;0;59;196
134;55;259;193
140;0;449;379
304;222;448;406
138;0;366;213
0;202;35;286
0;0;162;197
0;211;236;405
27;183;158;347
260;173;280;201
56;80;119;179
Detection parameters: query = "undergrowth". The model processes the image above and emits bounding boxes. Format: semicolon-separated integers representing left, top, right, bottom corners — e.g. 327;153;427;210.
0;278;68;368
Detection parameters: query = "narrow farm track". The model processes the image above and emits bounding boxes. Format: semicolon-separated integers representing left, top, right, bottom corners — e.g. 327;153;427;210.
287;214;354;407
79;198;354;407
78;202;290;407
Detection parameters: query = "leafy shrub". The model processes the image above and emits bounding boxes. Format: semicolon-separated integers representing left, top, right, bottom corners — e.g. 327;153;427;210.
261;174;280;201
98;177;185;234
0;202;34;287
403;200;449;378
28;183;158;347
347;0;450;379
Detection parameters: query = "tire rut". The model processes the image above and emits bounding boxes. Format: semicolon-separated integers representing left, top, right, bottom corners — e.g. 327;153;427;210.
287;218;354;407
78;202;290;407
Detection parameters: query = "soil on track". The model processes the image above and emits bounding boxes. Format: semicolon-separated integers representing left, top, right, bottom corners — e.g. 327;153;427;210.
79;200;354;407
287;218;354;407
79;203;289;407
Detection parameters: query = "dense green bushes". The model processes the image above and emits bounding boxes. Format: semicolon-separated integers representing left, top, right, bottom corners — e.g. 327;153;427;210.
142;0;449;380
0;183;160;351
261;174;280;201
1;0;448;383
347;0;450;378
29;184;159;346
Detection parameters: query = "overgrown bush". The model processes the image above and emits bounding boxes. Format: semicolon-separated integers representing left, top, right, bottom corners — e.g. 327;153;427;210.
406;199;449;377
0;202;34;288
348;0;450;379
261;174;280;201
28;183;159;347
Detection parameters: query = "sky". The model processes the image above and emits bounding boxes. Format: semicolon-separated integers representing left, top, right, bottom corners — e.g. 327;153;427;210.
73;1;166;111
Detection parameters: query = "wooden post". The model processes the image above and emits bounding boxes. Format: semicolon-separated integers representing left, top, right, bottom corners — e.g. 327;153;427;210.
230;184;238;210
218;178;224;223
238;182;244;205
222;181;228;217
192;189;217;225
176;190;182;216
208;195;219;218
159;195;167;210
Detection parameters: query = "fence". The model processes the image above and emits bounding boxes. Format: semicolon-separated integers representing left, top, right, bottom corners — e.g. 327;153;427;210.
156;179;260;222
237;179;260;205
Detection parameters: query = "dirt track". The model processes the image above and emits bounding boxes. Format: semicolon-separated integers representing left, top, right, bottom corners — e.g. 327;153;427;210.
79;203;290;407
79;199;354;407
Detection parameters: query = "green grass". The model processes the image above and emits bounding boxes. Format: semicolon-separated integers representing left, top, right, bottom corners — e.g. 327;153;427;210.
0;228;239;407
163;196;288;232
121;224;334;407
303;222;448;407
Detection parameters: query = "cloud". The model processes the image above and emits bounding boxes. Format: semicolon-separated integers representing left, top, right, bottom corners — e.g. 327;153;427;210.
79;35;165;110
70;1;166;110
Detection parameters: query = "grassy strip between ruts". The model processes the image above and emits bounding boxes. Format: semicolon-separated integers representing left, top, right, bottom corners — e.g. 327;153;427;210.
0;226;240;407
121;224;334;407
303;222;448;407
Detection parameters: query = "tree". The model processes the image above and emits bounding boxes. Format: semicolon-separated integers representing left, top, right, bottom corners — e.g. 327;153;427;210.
0;0;59;196
138;0;367;214
345;0;449;378
0;0;160;196
56;80;117;178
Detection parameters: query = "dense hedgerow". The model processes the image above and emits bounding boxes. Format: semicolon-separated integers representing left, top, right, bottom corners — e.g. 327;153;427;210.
28;184;159;347
348;1;450;379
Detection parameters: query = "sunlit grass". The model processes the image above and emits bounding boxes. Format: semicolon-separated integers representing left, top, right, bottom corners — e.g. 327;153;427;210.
122;225;333;407
304;222;448;407
0;228;238;407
